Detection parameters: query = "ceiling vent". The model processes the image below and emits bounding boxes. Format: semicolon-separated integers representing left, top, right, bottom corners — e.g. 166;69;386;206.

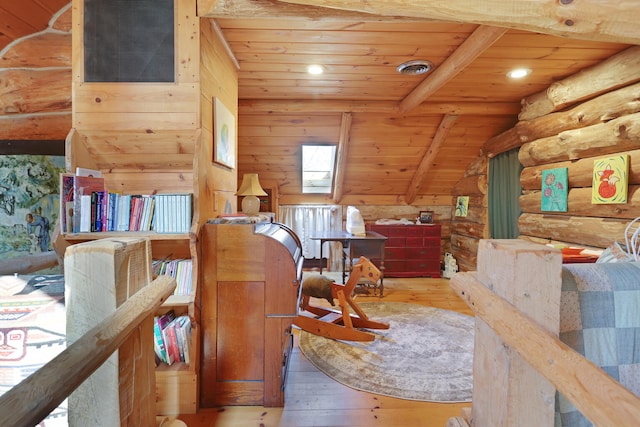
396;60;434;75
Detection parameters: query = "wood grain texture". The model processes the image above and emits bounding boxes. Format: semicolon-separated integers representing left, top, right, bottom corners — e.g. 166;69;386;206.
180;275;473;427
274;0;640;44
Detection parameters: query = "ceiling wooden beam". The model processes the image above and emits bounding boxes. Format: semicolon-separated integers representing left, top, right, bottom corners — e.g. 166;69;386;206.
405;114;458;204
239;100;520;116
275;0;640;45
198;0;434;21
332;112;352;203
399;25;506;113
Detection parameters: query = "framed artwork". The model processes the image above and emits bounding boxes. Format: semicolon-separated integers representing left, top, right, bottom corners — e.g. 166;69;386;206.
591;154;629;204
541;167;568;212
455;196;469;217
213;97;236;169
418;210;433;224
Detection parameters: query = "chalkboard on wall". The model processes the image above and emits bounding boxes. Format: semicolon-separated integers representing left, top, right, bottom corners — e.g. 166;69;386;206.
84;0;175;82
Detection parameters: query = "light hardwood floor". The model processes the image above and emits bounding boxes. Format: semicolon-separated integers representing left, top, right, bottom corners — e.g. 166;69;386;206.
178;276;474;427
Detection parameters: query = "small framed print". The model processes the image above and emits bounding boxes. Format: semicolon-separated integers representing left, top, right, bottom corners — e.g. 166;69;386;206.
213;97;236;169
419;210;433;224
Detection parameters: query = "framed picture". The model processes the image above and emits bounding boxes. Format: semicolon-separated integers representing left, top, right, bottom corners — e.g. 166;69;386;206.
455;196;469;217
418;210;433;224
213;97;236;169
541;167;568;212
591;154;629;204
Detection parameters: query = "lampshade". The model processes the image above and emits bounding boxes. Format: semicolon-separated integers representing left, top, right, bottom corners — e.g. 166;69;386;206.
236;173;267;216
236;173;267;196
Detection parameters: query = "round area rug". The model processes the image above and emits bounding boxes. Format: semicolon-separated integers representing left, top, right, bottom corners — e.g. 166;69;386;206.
298;301;474;402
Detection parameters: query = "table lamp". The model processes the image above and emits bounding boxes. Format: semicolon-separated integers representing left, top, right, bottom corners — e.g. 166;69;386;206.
236;173;267;216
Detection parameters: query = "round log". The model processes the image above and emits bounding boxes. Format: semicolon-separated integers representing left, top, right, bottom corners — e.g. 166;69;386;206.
520;148;640;190
520;186;640;220
518;213;629;248
519;112;640;167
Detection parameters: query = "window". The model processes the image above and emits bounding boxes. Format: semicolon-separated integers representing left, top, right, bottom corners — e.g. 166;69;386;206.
302;145;337;194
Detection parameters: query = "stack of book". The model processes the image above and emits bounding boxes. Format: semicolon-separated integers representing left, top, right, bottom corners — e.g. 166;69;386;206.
60;170;192;234
152;258;193;296
153;310;192;366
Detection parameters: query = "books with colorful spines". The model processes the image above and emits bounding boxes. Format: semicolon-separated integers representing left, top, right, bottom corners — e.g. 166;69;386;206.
128;195;143;231
153;316;169;364
143;196;155;231
176;315;192;365
164;318;181;364
72;175;105;233
107;192;118;231
156;310;176;365
92;191;105;232
164;318;182;363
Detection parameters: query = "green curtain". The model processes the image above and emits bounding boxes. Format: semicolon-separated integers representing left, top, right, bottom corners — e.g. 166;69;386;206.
488;148;523;238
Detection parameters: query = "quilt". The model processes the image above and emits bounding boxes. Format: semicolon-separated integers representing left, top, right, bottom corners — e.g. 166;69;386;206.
556;262;640;427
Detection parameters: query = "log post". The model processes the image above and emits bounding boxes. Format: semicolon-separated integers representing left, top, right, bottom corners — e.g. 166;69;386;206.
64;237;158;427
455;239;562;427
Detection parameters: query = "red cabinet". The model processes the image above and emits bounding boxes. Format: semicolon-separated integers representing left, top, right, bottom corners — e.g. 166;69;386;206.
369;224;441;278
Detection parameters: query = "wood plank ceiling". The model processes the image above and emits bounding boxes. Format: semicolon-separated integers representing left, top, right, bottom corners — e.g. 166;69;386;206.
2;0;634;202
209;6;630;201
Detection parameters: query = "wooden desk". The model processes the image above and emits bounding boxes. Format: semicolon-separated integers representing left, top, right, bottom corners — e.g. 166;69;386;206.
311;231;387;294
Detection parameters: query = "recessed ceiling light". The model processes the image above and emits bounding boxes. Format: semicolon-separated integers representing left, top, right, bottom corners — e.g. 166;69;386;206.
307;64;324;75
396;60;434;75
507;68;531;79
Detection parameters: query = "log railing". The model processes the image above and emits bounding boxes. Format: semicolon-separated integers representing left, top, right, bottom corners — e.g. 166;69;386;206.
447;239;640;426
0;238;176;427
0;250;59;275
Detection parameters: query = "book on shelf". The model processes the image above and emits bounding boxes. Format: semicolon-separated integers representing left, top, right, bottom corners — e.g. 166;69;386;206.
154;310;192;366
60;173;74;233
152;258;193;296
72;175;106;233
60;173;192;235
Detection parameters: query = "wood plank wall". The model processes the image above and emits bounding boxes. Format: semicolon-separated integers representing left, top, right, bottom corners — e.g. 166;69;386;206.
199;20;240;220
0;4;71;141
451;46;640;271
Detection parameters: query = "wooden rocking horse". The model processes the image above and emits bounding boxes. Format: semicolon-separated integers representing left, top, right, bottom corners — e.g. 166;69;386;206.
294;257;389;341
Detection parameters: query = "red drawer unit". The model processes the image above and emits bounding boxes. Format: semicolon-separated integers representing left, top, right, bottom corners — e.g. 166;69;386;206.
369;224;441;278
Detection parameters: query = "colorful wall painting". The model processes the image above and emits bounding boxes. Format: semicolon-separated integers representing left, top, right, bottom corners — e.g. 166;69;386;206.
455;196;469;217
591;155;629;204
0;155;64;261
541;167;568;212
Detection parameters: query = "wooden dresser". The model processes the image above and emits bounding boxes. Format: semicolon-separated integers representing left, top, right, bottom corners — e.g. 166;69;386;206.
200;222;303;407
368;223;442;278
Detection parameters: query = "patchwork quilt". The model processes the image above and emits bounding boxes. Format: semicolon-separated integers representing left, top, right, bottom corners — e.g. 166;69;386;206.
556;262;640;427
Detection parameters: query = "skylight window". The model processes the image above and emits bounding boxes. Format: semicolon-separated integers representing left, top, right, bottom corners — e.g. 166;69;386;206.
302;145;337;194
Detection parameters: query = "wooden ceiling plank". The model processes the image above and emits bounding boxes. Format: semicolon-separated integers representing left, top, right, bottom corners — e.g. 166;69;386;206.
239;99;519;115
332;112;352;203
398;25;507;113
275;0;640;45
404;114;458;204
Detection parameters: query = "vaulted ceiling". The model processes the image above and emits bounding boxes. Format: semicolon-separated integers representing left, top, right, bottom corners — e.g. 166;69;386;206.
2;0;637;202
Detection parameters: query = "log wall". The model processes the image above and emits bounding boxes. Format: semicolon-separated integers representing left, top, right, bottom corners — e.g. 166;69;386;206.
0;4;71;141
516;47;640;250
454;46;640;270
449;156;489;272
